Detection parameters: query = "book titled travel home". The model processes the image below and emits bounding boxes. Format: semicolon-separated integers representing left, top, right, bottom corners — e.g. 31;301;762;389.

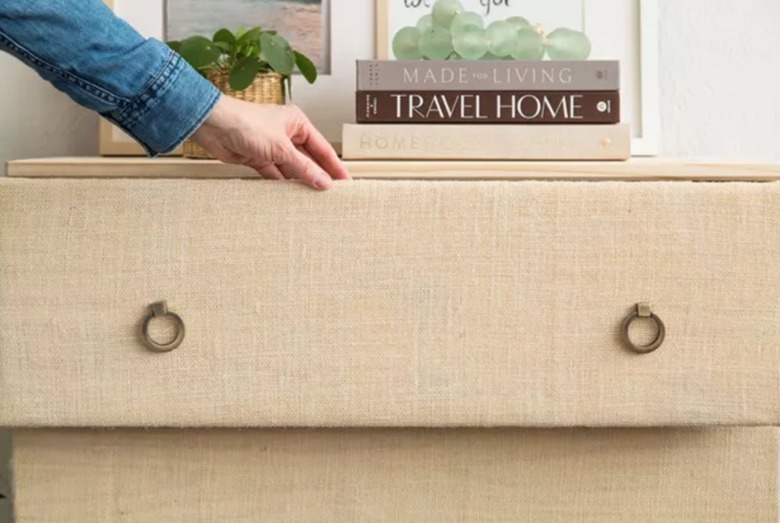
356;60;620;91
356;90;620;124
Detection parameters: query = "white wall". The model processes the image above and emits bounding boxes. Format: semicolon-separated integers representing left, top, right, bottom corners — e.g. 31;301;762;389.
1;1;779;521
658;0;780;160
0;55;98;176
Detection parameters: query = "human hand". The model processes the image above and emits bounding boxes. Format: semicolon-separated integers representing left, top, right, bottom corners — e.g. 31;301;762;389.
189;94;351;190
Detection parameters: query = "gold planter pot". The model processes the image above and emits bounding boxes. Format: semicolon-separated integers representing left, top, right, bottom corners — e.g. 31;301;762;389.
183;71;286;159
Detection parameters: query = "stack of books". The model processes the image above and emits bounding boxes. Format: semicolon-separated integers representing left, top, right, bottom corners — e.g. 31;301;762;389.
342;59;630;160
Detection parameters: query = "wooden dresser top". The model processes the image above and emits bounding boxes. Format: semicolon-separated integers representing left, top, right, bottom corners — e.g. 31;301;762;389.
6;156;780;181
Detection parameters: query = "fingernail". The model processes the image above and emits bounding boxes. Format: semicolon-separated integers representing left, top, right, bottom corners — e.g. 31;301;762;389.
314;177;331;190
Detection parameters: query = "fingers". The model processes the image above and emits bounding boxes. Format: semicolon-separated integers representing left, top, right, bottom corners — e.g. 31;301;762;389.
288;107;351;181
205;102;351;190
304;129;351;181
276;143;333;190
240;148;324;188
296;144;315;164
241;157;285;180
255;163;285;180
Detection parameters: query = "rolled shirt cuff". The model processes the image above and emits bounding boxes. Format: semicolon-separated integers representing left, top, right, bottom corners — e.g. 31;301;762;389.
107;41;222;156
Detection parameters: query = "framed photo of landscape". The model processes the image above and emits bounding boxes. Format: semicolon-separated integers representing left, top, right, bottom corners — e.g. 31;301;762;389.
99;0;375;156
375;0;659;156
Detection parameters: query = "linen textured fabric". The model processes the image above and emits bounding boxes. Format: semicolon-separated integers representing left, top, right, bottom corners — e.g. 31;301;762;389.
0;0;220;155
1;178;779;427
11;427;779;522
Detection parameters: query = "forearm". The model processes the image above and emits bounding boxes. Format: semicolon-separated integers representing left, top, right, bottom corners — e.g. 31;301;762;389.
0;0;220;155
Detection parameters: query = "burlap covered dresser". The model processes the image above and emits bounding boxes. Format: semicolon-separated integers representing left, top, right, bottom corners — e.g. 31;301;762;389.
1;157;778;522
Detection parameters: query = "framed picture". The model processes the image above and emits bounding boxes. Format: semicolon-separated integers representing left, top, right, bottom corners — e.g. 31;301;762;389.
375;0;660;156
99;0;375;156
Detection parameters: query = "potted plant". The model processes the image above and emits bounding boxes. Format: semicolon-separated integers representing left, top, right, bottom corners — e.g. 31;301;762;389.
166;26;318;159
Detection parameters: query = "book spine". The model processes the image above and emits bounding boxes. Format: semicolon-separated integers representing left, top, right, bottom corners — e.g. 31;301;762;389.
356;60;620;91
341;123;631;160
356;91;620;124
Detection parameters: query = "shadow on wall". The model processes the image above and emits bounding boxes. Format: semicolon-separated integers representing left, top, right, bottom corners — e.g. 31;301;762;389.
0;429;11;523
0;496;10;523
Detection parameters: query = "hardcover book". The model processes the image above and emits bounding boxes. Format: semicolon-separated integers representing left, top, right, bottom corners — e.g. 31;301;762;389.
356;60;620;91
356;90;620;124
341;123;630;160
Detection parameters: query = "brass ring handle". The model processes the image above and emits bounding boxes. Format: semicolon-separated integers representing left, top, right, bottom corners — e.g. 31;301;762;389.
142;301;185;352
621;302;665;354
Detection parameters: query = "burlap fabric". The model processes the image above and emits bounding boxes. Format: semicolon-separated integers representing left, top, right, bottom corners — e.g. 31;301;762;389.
1;178;778;427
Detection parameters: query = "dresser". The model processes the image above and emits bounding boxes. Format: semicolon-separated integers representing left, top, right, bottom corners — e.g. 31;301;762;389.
1;157;778;522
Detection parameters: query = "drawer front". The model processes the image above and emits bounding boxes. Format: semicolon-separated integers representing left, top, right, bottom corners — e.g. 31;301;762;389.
1;178;779;427
12;428;779;522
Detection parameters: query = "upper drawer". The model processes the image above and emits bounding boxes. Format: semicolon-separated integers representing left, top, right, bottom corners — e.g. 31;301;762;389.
1;178;778;427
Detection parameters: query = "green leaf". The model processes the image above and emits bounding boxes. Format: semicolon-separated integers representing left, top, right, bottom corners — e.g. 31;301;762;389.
236;27;263;48
234;27;263;60
246;42;262;57
293;51;317;83
214;41;232;52
261;33;295;74
229;56;262;90
166;40;181;53
213;28;236;46
178;35;221;68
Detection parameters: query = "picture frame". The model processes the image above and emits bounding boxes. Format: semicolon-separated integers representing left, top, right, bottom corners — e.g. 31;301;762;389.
374;0;660;156
100;0;658;158
99;0;376;156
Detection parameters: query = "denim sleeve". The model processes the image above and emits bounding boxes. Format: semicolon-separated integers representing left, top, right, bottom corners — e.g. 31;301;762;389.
0;0;221;156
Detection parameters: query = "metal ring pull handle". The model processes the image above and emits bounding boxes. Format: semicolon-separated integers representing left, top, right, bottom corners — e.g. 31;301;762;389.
142;301;185;352
621;302;665;354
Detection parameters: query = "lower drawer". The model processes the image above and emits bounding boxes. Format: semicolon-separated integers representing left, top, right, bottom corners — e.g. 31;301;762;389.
12;427;779;522
1;178;780;427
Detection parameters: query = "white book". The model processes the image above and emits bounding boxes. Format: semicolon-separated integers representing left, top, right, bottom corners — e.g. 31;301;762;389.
342;123;631;160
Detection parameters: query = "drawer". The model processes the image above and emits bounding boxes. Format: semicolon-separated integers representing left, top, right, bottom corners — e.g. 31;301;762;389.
1;177;779;427
12;427;779;522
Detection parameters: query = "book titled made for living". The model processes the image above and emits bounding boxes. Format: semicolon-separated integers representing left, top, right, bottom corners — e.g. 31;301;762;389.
356;90;620;124
356;60;620;91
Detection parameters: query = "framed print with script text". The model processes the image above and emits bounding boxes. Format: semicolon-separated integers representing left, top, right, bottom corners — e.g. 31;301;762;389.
375;0;659;156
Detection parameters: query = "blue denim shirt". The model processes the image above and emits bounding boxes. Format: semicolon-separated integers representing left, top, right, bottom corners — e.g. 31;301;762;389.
0;0;221;156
